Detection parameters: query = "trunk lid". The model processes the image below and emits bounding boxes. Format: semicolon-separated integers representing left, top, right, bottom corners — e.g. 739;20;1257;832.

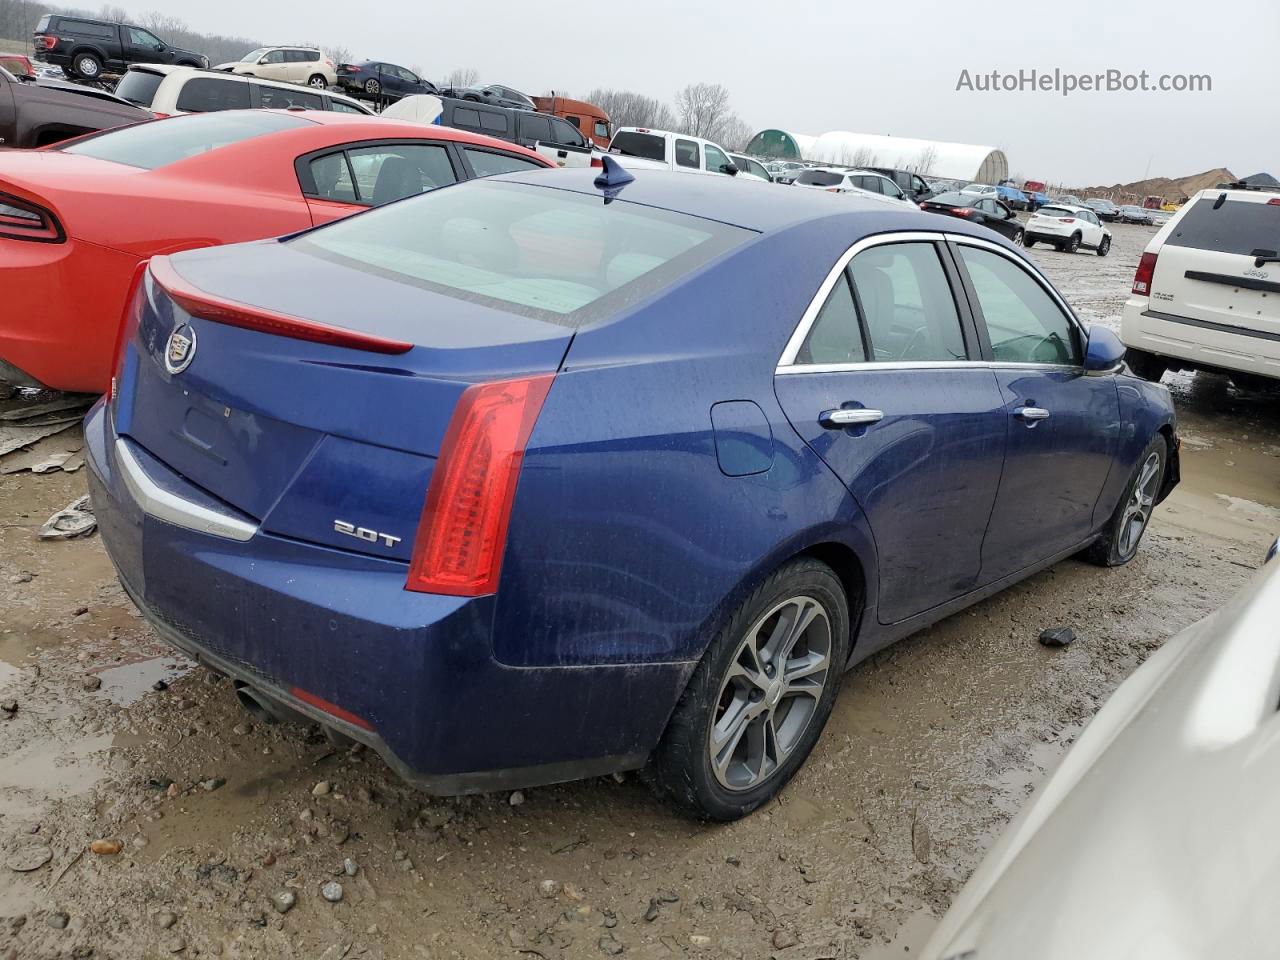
117;239;572;562
1152;192;1280;337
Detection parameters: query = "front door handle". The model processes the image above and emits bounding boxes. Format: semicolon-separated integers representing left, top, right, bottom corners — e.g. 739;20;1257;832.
1013;406;1050;421
820;408;884;428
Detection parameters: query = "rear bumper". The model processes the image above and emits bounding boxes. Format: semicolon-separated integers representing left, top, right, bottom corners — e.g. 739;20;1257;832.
84;403;694;794
1121;299;1280;380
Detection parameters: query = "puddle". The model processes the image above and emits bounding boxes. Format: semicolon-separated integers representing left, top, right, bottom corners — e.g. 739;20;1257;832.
94;654;196;707
0;734;112;817
853;909;938;959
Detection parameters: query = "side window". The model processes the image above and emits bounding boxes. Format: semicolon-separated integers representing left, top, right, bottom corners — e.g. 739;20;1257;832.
256;85;322;110
849;243;967;362
463;148;546;178
306;51;320;63
262;50;286;64
957;246;1081;365
566;115;581;128
342;144;458;205
175;77;251;113
284;50;304;63
128;28;160;47
913;175;928;194
451;107;482;130
674;139;699;168
594;120;610;140
328;98;366;114
479;112;508;134
520;114;553;143
796;273;866;365
307;152;357;203
550;118;585;147
704;143;731;173
883;180;904;198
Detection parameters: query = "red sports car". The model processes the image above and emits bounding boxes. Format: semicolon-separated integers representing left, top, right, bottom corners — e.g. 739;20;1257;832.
0;110;554;393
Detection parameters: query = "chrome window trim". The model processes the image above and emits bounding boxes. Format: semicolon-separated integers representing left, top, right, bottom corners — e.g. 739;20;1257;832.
115;438;257;542
777;230;1091;374
776;231;947;369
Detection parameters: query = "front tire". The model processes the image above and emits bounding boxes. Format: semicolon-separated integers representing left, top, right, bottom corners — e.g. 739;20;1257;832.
1097;236;1111;257
1011;228;1025;245
72;52;102;80
1023;235;1035;248
649;558;851;821
1083;434;1167;567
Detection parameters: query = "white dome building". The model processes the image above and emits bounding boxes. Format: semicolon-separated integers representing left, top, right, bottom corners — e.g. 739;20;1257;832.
744;129;1008;184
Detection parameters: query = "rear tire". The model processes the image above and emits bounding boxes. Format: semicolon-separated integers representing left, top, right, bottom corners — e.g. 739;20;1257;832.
72;52;102;80
308;74;327;89
1065;232;1081;254
648;558;850;821
1083;434;1167;567
1125;348;1168;382
364;78;381;96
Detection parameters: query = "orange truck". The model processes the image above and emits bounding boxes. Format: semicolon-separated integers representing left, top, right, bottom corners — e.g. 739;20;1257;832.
531;94;611;149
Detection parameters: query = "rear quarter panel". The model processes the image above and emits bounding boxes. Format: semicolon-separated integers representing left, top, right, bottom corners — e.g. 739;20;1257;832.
493;219;884;668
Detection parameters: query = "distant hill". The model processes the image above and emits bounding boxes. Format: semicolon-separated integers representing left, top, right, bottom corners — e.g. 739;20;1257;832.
1068;167;1236;204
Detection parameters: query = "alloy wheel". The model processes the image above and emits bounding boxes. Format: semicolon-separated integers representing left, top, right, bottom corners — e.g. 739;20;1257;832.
708;596;832;792
309;75;326;88
1012;228;1025;245
1119;451;1161;558
366;79;380;95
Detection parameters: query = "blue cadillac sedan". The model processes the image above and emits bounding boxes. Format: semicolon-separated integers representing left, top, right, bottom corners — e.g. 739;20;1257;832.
86;164;1178;820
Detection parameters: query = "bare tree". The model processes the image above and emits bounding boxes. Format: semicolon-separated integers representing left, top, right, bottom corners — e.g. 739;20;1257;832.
912;144;938;175
98;3;129;21
675;82;731;139
444;66;479;89
326;45;351;67
584;88;676;131
716;114;754;152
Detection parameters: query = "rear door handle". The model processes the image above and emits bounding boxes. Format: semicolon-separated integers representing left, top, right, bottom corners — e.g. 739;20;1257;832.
1013;406;1050;421
820;408;884;428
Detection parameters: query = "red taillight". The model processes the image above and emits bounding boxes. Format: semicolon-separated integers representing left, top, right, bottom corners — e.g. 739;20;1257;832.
918;202;929;210
1268;198;1280;206
340;64;359;73
108;262;150;403
37;35;56;49
148;256;413;354
590;155;603;168
1132;251;1158;295
0;190;62;242
152;111;171;119
405;375;555;596
953;207;975;218
291;687;372;731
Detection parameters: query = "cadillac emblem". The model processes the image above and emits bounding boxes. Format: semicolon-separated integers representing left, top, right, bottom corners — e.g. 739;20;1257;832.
164;323;197;375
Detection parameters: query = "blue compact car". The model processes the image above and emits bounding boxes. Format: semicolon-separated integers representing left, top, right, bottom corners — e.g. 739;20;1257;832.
86;165;1179;820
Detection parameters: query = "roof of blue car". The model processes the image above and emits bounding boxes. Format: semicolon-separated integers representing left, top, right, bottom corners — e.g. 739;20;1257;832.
493;167;939;235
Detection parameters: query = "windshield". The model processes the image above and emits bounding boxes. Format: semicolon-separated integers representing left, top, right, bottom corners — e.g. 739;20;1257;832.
60;111;311;170
241;48;269;62
291;179;752;325
1165;196;1280;257
963;183;989;193
114;69;164;107
796;170;843;187
609;131;664;162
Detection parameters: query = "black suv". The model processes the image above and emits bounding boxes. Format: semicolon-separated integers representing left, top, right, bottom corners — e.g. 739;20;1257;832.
867;166;935;203
32;13;208;81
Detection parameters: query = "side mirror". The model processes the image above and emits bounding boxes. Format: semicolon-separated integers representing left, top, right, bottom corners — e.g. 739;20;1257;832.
723;163;738;175
1007;209;1018;219
1084;326;1126;375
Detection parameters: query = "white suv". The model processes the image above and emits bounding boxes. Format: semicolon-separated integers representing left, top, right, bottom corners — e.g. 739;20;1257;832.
114;65;371;116
1121;184;1280;388
1024;203;1112;255
792;167;916;207
214;46;336;90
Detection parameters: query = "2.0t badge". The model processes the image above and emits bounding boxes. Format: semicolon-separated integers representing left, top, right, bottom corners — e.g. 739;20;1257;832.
164;323;197;375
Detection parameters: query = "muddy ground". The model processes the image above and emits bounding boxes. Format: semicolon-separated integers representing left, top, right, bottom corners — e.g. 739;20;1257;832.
2;222;1278;960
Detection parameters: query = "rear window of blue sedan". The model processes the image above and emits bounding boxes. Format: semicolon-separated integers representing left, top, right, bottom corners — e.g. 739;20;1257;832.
290;180;753;324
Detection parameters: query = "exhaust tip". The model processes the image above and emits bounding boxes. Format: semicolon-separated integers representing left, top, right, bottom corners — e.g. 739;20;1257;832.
233;681;278;725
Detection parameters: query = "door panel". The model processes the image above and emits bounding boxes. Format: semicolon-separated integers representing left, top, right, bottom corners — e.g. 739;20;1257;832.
776;368;1007;622
980;368;1119;579
951;242;1121;579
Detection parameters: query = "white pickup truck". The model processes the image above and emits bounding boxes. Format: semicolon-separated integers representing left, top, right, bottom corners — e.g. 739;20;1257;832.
607;127;743;179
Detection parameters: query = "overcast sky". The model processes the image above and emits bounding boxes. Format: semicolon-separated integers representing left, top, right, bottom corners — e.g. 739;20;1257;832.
157;0;1276;185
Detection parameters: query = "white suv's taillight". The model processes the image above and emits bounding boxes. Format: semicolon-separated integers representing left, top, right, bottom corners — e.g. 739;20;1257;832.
1132;251;1158;295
